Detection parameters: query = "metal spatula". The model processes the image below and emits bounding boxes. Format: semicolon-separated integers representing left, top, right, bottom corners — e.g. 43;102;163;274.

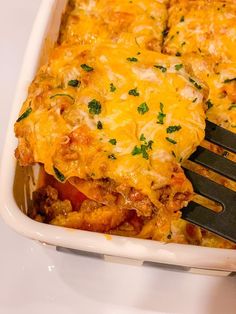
181;121;236;243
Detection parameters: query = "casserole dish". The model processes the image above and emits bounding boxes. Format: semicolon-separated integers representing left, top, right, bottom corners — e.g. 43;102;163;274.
0;0;235;274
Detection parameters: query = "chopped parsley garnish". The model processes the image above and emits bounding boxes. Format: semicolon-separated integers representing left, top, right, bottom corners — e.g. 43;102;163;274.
81;64;94;72
128;88;139;96
162;28;169;38
132;146;142;156
140;133;146;141
154;65;167;73
137;102;149;115
224;77;236;83
16;107;32;122
181;41;186;46
97;121;103;129
192;97;197;103
137;52;141;55
132;136;153;160
68;79;81;87
166;125;182;133
171;150;176;158
228;104;236;110
166;137;177;144
109;138;117;145
157;102;166;125
132;145;149;160
175;64;183;71
50;93;74;101
127;57;138;62
176;52;181;56
88;99;101;115
53;167;65;182
146;140;154;150
189;77;202;90
180;16;185;22
110;83;116;92
206;99;214;110
108;154;117;160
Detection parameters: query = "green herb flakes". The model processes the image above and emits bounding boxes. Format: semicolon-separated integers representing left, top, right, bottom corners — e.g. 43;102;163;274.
154;65;167;73
127;57;138;62
137;102;149;115
175;64;183;71
128;88;139;96
109;138;117;145
140;133;146;141
16;107;32;122
131;136;153;160
110;83;116;92
166;137;177;144
206;99;214;110
176;52;181;57
224;78;236;83
50;93;74;101
166;125;182;133
180;16;185;22
189;77;202;90
68;79;81;87
97;121;103;129
162;28;169;38
88;99;102;115
53;167;65;182
81;64;94;72
157;102;166;124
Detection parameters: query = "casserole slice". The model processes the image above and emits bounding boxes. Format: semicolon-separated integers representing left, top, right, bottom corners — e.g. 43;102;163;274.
59;0;168;52
14;42;207;241
183;54;236;133
164;0;236;62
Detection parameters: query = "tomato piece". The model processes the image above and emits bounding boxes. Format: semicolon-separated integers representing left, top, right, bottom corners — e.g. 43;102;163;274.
45;173;87;209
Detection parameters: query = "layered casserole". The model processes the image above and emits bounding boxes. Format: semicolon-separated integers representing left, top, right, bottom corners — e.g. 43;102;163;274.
14;0;236;249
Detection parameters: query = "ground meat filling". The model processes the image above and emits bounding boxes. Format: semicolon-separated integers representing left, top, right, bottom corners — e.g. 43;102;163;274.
31;172;192;235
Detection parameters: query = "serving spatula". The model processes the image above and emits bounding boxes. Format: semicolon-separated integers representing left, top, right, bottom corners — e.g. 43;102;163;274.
181;121;236;243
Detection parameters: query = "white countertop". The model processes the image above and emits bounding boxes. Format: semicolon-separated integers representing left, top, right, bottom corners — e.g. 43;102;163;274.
0;1;236;313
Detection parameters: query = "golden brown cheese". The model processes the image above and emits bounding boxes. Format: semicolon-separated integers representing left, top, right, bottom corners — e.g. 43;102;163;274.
164;1;236;62
15;42;206;214
183;54;236;133
59;0;168;52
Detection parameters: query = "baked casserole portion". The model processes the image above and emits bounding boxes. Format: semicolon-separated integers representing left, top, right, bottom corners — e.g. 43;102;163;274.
15;42;207;242
183;55;236;132
164;0;236;62
164;0;236;133
59;0;168;52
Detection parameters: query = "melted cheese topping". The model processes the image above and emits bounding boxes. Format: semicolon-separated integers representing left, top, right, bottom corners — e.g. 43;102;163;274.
15;43;206;208
59;0;168;52
164;1;236;62
183;54;236;132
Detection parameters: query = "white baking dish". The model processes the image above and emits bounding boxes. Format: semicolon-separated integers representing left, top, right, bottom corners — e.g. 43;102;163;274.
0;0;235;274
